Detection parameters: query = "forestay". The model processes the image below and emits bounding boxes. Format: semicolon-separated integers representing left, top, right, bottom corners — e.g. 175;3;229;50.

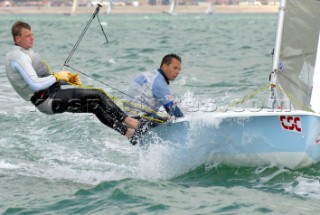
273;0;320;111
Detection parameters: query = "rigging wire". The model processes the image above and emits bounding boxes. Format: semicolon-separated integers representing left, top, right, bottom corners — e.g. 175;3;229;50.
66;61;168;120
62;4;168;119
64;3;108;67
62;5;272;119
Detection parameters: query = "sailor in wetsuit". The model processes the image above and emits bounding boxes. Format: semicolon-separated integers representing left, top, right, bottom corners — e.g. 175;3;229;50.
5;21;142;143
124;53;184;124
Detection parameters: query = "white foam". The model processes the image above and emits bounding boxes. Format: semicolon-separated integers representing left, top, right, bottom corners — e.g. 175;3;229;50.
286;176;320;199
100;21;108;26
134;134;222;180
0;160;19;169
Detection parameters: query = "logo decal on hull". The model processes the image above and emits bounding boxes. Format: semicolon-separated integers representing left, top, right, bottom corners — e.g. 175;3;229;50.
279;116;302;133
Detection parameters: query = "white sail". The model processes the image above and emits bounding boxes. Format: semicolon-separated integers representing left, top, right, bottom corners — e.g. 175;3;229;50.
168;0;176;15
310;33;320;113
205;1;214;14
271;0;320;111
71;0;78;15
106;1;112;14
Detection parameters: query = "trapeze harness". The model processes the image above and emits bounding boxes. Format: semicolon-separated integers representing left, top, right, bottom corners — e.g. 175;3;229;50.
5;46;129;135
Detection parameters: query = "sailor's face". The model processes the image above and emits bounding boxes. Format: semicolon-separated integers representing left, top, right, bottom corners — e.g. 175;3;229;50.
163;58;181;81
15;28;34;49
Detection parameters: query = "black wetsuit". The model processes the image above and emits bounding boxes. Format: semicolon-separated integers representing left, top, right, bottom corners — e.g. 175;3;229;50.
32;84;129;135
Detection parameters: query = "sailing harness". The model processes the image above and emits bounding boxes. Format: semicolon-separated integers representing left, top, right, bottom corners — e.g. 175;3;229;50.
63;4;168;123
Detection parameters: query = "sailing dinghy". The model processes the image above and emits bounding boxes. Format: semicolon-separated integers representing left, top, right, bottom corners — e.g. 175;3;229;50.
163;0;177;15
141;0;320;169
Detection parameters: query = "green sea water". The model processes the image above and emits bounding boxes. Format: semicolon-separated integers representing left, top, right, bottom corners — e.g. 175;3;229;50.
1;11;320;214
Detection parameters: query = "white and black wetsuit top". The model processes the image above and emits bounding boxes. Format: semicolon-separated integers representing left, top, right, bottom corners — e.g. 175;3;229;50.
6;45;58;114
6;45;56;102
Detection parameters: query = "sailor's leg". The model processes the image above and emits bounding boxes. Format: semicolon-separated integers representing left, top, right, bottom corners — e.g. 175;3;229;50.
51;88;131;135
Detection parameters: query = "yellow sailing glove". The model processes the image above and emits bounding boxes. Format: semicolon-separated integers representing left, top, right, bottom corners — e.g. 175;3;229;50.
68;73;82;85
53;71;72;83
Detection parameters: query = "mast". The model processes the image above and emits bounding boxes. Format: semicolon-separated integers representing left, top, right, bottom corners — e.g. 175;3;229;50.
268;0;286;108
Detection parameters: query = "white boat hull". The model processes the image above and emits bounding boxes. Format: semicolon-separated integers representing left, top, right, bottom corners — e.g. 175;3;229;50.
142;110;320;169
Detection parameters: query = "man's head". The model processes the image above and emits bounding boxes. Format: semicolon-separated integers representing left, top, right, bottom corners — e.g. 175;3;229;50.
160;54;181;81
12;21;34;49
